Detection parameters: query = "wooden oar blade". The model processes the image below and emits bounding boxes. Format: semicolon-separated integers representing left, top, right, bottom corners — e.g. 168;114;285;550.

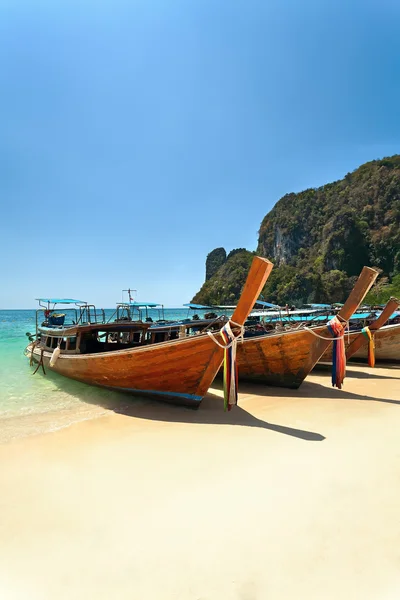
231;257;273;326
346;296;400;360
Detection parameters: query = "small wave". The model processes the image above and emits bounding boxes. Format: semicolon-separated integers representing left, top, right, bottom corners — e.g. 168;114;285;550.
0;404;112;444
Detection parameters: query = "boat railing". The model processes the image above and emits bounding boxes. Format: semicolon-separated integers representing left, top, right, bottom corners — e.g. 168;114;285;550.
112;303;166;324
79;305;105;325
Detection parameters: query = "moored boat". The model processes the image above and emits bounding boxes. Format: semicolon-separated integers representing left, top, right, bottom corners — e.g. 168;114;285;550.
318;323;400;364
235;266;379;388
318;297;399;363
26;256;273;407
348;323;400;362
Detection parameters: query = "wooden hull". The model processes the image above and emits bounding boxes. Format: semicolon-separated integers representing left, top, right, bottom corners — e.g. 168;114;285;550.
236;326;335;389
26;256;274;407
27;335;225;407
235;265;379;388
320;324;400;363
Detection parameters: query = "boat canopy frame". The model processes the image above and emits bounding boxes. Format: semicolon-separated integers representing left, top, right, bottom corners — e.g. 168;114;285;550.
34;298;106;337
113;302;166;323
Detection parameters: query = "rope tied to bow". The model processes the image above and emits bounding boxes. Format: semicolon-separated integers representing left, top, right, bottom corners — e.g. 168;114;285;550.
361;326;375;367
207;320;244;411
327;316;346;389
32;348;46;375
29;341;38;367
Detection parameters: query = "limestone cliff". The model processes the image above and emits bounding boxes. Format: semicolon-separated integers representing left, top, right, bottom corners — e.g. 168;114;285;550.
193;156;400;305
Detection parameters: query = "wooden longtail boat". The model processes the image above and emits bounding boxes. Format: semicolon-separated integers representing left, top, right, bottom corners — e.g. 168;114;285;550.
347;323;400;362
26;256;273;407
345;298;399;361
319;298;399;363
316;294;400;365
235;266;379;388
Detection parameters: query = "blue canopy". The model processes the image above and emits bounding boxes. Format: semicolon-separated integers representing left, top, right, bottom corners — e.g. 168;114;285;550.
122;301;161;308
184;303;213;309
36;298;86;304
254;300;281;308
186;300;283;310
264;311;384;324
309;303;331;308
388;310;400;319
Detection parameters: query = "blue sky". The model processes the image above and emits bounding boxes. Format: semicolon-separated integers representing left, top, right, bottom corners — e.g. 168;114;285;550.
1;0;400;308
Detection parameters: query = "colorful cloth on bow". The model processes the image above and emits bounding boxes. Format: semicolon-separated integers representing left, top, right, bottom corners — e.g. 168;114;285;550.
361;326;375;367
327;316;346;389
220;321;239;411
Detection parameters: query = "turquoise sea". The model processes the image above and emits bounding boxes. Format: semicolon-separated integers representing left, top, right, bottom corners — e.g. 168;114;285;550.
0;307;200;443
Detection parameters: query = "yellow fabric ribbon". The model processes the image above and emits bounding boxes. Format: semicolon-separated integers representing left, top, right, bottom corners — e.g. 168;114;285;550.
362;326;375;367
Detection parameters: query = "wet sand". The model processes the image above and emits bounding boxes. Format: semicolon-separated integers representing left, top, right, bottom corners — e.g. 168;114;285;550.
0;365;399;599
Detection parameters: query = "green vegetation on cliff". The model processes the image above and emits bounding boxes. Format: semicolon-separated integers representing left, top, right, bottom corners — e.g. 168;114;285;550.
205;248;226;281
193;250;255;305
364;274;400;305
193;156;400;305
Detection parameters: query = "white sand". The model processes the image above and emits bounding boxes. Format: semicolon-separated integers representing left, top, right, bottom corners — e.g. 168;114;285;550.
0;365;399;600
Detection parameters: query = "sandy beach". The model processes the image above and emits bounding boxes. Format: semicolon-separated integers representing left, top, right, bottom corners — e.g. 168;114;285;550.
0;365;399;600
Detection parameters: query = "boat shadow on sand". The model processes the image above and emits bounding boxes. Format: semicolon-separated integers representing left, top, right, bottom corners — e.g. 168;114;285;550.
222;377;400;408
40;370;326;442
39;366;399;442
314;363;400;379
112;391;327;442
